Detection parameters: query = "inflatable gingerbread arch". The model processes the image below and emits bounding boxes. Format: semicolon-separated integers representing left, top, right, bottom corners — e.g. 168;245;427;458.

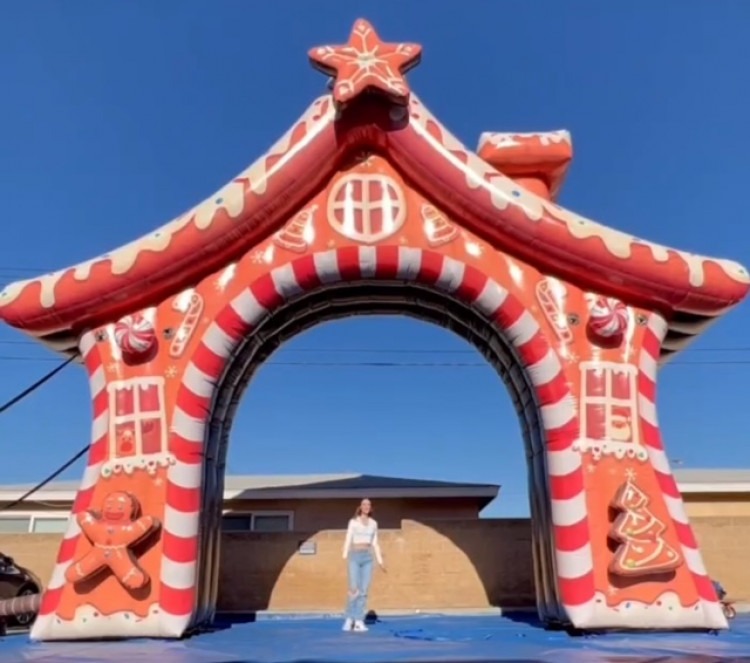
0;19;746;641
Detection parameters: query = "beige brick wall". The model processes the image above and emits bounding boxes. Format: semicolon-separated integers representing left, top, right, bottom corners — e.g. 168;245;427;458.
218;518;534;611
0;533;61;587
690;517;750;601
1;516;747;611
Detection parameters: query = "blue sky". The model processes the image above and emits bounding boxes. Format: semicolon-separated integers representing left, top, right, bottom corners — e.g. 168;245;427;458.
0;1;748;517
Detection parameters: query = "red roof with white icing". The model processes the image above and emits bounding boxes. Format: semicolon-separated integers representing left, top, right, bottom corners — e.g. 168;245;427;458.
0;19;747;340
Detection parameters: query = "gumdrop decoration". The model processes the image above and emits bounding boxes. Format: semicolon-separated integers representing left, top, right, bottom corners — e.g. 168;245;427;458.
114;314;157;361
587;297;629;342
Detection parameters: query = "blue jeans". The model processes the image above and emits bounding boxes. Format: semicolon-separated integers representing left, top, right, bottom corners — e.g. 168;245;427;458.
345;549;373;621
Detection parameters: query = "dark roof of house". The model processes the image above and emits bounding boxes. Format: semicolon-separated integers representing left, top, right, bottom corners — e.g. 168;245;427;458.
1;468;745;506
0;473;500;506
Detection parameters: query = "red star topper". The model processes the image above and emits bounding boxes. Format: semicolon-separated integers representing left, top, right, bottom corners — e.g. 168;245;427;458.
309;19;422;107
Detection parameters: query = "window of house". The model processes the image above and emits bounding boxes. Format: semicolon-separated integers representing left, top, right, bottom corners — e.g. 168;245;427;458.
221;512;293;532
221;515;253;532
0;513;69;534
31;517;70;534
252;514;292;532
0;517;31;534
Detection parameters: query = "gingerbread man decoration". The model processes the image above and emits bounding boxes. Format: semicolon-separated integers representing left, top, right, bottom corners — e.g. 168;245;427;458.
65;491;160;590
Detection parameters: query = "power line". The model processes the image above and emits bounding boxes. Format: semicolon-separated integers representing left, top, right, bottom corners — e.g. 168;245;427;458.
0;444;88;511
247;359;750;367
2;338;750;356
0;356;81;510
0;266;747;364
0;356;76;413
1;339;750;353
0;355;747;367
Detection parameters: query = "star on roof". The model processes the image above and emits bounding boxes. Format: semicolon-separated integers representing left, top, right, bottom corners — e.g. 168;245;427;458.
308;19;422;107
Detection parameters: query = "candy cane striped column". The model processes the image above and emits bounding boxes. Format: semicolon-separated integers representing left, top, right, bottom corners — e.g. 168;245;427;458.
637;313;726;629
31;331;109;640
163;245;592;634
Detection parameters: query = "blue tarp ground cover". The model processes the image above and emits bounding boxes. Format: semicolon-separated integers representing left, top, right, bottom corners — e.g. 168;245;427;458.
1;613;748;662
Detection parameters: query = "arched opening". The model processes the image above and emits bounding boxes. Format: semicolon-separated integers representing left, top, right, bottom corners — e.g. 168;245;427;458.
224;314;534;601
171;247;582;632
199;282;559;627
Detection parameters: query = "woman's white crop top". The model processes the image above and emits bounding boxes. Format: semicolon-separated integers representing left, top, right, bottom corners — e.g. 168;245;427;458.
342;517;383;564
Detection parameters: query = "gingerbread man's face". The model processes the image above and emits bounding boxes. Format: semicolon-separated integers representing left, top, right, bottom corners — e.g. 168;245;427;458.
102;492;136;522
117;428;135;455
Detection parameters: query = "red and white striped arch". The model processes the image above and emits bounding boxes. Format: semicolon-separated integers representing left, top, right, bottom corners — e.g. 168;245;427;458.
29;251;725;638
31;332;108;640
159;245;591;635
636;314;726;629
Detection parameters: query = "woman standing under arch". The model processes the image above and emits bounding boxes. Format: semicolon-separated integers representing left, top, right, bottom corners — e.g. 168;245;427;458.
342;498;385;631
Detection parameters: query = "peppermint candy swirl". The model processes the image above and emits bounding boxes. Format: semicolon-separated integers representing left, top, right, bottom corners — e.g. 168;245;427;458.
588;297;629;338
114;314;157;356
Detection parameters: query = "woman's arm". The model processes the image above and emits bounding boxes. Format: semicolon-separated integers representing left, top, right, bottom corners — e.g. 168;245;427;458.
342;519;353;559
372;523;384;566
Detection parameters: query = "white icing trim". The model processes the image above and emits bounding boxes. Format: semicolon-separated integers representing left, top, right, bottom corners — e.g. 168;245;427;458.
0;95;337;310
31;602;169;640
478;130;572;151
573;438;649;462
583;590;726;630
409;94;750;288
100;451;176;478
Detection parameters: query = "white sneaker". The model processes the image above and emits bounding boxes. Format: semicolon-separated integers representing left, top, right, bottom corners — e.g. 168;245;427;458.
342;618;353;631
353;620;368;632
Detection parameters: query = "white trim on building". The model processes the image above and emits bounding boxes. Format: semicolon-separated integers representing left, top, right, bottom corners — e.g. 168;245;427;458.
673;469;750;494
0;511;69;534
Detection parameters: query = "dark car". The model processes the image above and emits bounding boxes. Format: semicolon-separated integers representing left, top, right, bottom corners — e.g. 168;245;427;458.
0;553;41;628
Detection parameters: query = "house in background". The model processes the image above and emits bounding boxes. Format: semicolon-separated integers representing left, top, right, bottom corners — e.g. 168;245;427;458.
0;469;749;534
0;469;747;613
0;473;501;534
673;469;750;517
